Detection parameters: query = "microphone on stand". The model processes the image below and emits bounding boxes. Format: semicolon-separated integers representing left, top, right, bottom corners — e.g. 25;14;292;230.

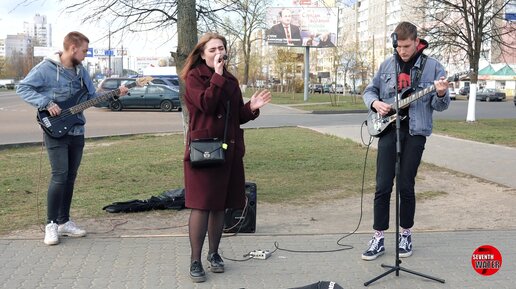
391;32;398;48
218;55;228;63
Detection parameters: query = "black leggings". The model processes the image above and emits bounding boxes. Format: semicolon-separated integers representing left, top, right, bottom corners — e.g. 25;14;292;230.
188;209;225;262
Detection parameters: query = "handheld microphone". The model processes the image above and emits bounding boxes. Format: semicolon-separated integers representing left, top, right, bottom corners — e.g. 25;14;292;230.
391;32;398;48
218;55;228;63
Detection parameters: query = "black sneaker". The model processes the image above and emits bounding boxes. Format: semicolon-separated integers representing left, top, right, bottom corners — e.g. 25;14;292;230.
189;260;206;283
207;252;225;273
399;233;413;258
361;236;385;261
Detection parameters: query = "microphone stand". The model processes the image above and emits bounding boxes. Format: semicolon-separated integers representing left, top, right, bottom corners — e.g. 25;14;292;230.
364;34;445;286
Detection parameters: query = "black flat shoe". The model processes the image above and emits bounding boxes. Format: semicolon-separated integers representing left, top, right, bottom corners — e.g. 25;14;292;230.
189;260;206;282
207;252;225;273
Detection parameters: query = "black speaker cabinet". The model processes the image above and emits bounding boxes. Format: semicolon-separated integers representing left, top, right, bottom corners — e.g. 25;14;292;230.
224;182;256;233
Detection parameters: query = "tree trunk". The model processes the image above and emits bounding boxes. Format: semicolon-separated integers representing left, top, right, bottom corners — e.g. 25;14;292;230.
466;40;481;122
243;38;250;90
176;0;198;142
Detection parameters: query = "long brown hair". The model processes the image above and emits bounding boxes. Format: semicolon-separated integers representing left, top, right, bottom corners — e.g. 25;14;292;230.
180;32;228;81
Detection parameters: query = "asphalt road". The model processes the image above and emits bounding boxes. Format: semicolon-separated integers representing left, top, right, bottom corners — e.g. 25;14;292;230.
1;90;514;145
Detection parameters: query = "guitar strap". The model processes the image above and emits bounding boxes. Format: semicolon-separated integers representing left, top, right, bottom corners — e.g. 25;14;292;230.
411;54;427;89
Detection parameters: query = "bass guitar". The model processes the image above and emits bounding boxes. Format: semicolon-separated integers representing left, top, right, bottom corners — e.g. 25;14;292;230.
37;76;153;138
366;71;469;137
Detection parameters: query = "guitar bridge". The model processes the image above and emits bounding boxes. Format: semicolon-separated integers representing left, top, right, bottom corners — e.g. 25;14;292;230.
41;117;52;128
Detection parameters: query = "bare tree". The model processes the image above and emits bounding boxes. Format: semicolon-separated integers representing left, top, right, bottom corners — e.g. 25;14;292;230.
175;0;198;139
58;0;231;138
415;0;516;121
212;0;269;89
272;48;304;93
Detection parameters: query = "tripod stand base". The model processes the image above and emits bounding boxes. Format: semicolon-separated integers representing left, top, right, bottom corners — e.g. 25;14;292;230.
364;263;445;286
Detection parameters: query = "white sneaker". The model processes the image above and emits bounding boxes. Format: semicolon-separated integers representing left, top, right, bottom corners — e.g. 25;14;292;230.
58;220;87;237
44;222;59;245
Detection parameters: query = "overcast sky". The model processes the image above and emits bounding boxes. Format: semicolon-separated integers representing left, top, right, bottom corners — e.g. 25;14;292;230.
0;0;175;57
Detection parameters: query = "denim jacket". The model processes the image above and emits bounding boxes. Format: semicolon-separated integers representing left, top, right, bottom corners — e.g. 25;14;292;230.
17;52;97;135
363;53;450;137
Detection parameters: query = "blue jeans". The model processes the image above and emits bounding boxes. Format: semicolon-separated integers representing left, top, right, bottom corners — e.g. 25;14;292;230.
373;124;426;231
44;134;85;224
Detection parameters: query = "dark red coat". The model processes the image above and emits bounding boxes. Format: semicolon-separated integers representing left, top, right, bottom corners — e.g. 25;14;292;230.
183;63;259;210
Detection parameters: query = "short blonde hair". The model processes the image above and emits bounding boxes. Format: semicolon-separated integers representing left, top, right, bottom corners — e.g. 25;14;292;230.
63;31;90;50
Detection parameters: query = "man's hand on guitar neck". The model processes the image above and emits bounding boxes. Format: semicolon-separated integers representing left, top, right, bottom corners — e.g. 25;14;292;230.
118;85;129;97
434;76;448;97
372;100;392;116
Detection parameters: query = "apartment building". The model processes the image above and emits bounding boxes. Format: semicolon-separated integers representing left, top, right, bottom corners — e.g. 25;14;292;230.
23;14;53;47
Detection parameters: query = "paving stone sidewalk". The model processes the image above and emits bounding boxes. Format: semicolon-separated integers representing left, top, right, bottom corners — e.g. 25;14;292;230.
1;230;513;289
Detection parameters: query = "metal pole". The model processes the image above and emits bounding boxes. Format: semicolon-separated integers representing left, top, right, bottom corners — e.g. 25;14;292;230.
121;44;124;76
108;29;111;77
304;46;310;102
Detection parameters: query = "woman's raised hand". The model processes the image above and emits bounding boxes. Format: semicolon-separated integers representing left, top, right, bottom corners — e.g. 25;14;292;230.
250;89;272;112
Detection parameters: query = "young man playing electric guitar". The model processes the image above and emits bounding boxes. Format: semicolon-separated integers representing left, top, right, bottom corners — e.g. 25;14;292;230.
17;31;128;245
361;22;450;260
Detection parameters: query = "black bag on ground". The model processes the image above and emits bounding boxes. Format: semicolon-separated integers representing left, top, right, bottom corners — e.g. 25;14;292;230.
102;188;185;213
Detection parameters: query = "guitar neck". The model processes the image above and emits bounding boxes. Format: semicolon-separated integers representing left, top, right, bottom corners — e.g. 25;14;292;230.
396;85;437;109
68;82;137;114
394;73;459;109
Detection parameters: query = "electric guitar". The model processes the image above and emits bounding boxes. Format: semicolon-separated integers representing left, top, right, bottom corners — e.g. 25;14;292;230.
366;71;469;137
37;76;153;138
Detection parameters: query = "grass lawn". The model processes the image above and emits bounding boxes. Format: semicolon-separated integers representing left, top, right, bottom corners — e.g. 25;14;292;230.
2;102;514;235
243;90;365;111
433;119;516;148
0;127;377;235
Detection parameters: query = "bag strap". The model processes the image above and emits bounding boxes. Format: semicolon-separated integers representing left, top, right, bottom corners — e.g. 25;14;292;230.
222;100;230;150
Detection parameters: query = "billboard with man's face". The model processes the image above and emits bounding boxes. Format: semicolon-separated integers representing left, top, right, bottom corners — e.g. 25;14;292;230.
266;7;338;48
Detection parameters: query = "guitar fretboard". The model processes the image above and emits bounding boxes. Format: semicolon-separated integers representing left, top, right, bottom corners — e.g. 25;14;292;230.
68;82;138;114
391;71;469;110
396;85;436;109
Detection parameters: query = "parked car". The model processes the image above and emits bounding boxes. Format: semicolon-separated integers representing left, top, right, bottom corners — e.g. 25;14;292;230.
95;77;138;107
475;88;506;102
149;77;179;88
310;84;323;93
459;86;470;95
349;88;361;95
97;77;137;94
449;90;457;100
109;84;181;112
322;84;331;93
448;83;456;100
514;96;516;107
334;84;344;94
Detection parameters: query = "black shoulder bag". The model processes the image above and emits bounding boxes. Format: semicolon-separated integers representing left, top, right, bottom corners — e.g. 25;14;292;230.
189;101;230;167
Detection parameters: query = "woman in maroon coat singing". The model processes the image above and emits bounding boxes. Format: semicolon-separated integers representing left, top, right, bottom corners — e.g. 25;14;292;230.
180;32;271;283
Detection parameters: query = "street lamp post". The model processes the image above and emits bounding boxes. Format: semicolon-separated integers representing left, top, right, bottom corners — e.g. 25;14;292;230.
108;29;111;77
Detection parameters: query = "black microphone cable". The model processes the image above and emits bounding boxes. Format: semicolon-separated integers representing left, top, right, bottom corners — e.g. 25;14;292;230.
273;121;375;254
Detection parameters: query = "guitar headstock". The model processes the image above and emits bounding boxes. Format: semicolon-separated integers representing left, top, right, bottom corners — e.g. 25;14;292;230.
135;76;154;87
449;69;472;82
